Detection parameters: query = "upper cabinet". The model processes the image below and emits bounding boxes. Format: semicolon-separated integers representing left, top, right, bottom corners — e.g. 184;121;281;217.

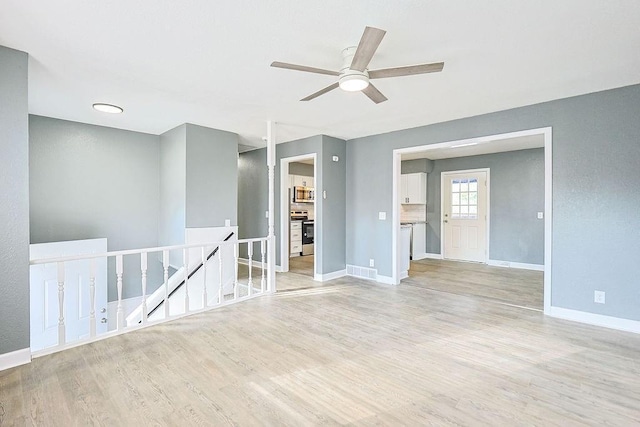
290;175;314;188
401;173;426;204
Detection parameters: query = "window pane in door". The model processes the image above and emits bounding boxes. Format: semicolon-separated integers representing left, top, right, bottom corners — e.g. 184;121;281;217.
452;193;460;205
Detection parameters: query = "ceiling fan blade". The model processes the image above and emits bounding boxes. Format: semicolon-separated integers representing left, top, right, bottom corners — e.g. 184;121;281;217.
369;62;444;79
271;61;339;76
350;26;386;71
362;83;388;104
301;82;340;101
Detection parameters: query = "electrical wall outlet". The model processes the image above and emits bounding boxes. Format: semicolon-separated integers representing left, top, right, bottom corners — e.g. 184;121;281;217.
537;212;544;219
594;290;606;304
369;259;375;267
378;212;386;220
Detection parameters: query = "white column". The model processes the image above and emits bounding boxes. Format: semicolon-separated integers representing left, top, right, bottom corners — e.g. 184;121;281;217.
260;239;266;293
233;243;239;299
247;242;253;295
140;252;148;324
57;262;66;346
267;120;276;293
183;248;190;313
218;245;224;304
89;259;96;337
116;255;124;330
201;246;208;309
163;250;170;319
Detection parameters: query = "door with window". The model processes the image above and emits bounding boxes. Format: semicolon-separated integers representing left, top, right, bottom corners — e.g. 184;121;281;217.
442;170;488;262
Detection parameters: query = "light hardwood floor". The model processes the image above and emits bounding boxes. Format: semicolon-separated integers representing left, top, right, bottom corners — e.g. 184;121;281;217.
407;258;543;310
288;255;314;278
2;269;639;425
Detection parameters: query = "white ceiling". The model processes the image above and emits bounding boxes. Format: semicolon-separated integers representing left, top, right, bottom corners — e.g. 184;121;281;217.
1;1;639;149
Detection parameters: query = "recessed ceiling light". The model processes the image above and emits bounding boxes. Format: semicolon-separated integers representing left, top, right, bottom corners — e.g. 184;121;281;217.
92;103;123;114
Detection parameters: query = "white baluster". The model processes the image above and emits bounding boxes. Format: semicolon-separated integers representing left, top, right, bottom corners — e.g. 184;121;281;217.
89;258;96;338
163;250;170;319
183;248;189;313
116;255;124;330
248;242;253;296
218;244;223;304
201;247;208;309
233;242;239;299
261;240;266;293
141;252;148;325
57;262;66;346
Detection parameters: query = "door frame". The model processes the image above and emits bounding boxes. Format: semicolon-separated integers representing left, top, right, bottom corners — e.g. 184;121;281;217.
392;126;552;314
440;168;490;263
279;153;317;276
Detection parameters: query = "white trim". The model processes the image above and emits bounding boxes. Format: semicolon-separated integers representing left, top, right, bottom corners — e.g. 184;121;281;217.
314;269;346;282
487;259;544;271
547;306;640;334
412;252;429;261
279;153;317;276
0;347;31;371
275;264;283;273
392;126;553;315
441;168;490;263
392;152;401;285
376;275;396;285
422;252;444;260
543;127;553;313
399;270;409;280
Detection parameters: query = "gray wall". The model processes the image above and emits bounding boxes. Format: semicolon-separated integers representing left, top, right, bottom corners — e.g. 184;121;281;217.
30;116;163;300
289;162;314;177
185;124;238;227
237;135;347;274
321;136;347;273
159;124;186;248
401;159;433;174
0;46;30;355
238;148;268;241
425;149;544;264
347;84;640;321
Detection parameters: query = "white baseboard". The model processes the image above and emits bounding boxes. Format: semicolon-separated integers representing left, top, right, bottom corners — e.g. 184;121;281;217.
412;252;428;261
488;259;544;271
0;347;31;372
314;269;346;282
399;270;409;280
423;253;443;260
376;274;396;285
547;306;640;334
275;264;283;273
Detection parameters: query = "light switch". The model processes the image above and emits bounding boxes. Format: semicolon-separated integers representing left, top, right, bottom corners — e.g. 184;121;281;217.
225;219;231;227
537;212;544;219
378;212;386;220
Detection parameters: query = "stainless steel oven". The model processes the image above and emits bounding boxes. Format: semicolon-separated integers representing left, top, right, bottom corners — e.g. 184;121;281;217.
302;220;314;255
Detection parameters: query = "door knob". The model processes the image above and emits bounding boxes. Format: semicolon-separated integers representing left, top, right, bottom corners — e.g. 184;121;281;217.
100;308;106;313
443;220;448;223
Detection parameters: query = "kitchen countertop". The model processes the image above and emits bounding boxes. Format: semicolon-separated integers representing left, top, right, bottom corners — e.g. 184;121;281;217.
401;221;428;225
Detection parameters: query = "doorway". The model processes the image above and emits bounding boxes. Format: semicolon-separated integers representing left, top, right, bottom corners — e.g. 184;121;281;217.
442;169;489;263
392;127;552;313
279;154;317;280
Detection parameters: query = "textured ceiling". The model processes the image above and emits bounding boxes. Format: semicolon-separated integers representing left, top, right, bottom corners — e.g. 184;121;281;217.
1;1;639;149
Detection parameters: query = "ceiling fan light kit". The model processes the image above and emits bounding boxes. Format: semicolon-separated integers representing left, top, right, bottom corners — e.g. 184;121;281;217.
271;26;444;104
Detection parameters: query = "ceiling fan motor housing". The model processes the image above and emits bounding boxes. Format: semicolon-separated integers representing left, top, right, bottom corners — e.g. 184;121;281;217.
339;46;370;91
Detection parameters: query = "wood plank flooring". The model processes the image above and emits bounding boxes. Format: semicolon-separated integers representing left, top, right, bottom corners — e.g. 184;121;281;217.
2;268;639;425
407;258;543;310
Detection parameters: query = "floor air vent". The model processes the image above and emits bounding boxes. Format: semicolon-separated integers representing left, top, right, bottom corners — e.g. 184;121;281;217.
346;265;377;281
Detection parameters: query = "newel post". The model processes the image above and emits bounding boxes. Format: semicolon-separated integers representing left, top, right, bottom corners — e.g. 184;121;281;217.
267;120;276;293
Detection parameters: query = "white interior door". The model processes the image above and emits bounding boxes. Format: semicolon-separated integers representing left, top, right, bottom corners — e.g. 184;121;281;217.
443;170;488;262
30;239;108;351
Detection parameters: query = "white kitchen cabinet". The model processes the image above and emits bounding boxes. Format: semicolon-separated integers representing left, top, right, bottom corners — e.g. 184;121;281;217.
290;221;302;256
400;173;426;204
400;225;412;277
412;223;426;259
290;175;314;188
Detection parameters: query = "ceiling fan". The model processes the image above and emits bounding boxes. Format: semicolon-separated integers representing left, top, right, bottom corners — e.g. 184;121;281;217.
271;26;444;104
